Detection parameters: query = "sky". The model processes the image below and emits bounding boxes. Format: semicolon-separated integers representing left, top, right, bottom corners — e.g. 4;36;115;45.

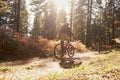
25;0;34;31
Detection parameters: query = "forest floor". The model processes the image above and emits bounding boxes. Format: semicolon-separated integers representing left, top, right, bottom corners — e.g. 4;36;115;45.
0;50;120;80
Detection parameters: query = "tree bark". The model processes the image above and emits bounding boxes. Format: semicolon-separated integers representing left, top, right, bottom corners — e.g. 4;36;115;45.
17;0;20;32
86;0;93;47
70;0;74;31
112;0;115;44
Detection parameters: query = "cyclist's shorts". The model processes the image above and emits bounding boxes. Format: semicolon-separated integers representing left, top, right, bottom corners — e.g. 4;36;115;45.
60;34;70;41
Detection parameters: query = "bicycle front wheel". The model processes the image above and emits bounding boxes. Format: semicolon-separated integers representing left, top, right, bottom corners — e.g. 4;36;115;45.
68;44;75;57
54;44;64;59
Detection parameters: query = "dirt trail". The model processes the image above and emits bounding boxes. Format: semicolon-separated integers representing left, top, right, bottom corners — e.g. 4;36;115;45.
0;52;101;80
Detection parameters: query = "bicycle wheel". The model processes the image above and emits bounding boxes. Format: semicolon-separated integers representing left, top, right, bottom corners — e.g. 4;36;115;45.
68;44;75;57
54;44;64;59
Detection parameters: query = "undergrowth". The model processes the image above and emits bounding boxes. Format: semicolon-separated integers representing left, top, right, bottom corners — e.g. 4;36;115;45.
40;50;120;80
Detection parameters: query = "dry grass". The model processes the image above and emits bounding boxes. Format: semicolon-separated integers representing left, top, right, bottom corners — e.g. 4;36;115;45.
41;50;120;80
0;31;88;59
0;32;51;59
71;41;88;52
112;38;120;44
49;40;88;54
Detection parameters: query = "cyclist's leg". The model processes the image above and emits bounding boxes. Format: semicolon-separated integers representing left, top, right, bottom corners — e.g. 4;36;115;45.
65;35;70;48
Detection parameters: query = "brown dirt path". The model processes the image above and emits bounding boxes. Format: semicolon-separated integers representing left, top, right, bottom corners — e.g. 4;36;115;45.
0;51;101;80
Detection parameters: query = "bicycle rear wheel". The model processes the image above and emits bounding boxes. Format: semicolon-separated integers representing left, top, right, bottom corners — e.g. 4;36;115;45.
54;44;64;59
68;44;75;57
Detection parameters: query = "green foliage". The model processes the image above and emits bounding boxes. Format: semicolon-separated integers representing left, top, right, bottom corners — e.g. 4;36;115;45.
25;63;46;70
20;0;29;34
25;66;33;70
25;78;32;80
0;0;29;34
96;0;102;4
0;66;11;72
73;0;87;41
0;0;17;30
31;0;57;39
41;74;59;80
31;12;41;38
0;0;7;14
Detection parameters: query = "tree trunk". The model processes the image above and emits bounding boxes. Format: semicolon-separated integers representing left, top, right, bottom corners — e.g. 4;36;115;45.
17;0;20;32
70;0;74;31
86;0;93;47
112;0;115;45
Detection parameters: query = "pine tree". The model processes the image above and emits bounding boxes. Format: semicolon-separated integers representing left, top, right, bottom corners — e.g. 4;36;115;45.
31;12;41;39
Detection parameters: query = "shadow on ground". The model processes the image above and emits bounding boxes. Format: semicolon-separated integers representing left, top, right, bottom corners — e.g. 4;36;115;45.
0;47;47;66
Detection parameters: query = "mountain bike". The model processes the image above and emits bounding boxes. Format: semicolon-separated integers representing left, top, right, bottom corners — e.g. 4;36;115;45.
54;40;75;59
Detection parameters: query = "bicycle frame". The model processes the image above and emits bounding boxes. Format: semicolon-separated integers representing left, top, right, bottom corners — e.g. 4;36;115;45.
54;40;74;59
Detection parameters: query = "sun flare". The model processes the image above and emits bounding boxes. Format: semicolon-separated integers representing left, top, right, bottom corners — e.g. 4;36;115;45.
52;0;70;14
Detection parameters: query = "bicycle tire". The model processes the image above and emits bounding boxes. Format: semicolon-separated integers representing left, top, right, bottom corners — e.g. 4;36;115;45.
68;44;75;57
54;44;64;59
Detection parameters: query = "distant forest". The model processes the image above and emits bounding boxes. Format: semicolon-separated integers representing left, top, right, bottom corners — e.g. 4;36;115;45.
0;0;120;49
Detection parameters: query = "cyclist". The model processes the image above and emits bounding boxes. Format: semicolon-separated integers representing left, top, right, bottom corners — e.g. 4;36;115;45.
59;23;73;53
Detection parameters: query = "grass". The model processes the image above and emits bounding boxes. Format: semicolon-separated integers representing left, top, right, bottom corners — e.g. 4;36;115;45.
0;66;11;72
40;50;120;80
25;65;33;70
25;63;46;70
